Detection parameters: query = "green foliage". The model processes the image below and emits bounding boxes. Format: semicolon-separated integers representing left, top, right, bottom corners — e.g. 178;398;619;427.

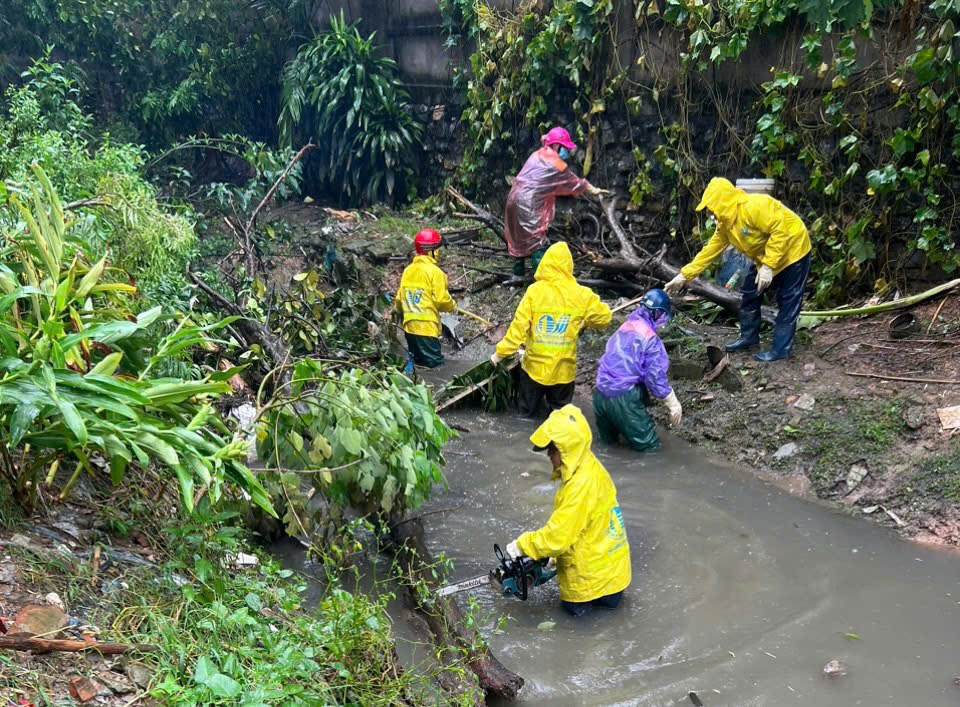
0;0;306;143
452;0;618;179
259;360;452;535
0;166;273;517
10;509;451;705
449;1;960;303
278;13;422;205
1;56;197;303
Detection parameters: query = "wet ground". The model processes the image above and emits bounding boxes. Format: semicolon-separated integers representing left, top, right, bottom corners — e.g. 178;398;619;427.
418;411;960;706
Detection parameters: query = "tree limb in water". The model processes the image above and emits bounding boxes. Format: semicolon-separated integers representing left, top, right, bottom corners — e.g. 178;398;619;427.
389;517;524;703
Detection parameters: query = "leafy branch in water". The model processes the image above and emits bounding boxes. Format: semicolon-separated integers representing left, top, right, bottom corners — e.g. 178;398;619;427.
258;360;453;537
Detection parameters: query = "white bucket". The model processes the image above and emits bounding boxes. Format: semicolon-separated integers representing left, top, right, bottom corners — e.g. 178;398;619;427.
735;178;775;195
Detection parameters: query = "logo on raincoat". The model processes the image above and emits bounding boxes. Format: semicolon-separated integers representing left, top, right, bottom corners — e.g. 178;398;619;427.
535;313;574;348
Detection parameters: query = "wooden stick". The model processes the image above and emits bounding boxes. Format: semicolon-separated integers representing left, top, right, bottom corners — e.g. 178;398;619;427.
926;295;951;334
456;307;494;328
846;371;960;384
0;636;157;655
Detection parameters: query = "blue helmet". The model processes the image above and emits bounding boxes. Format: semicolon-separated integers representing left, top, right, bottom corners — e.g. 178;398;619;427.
641;288;672;322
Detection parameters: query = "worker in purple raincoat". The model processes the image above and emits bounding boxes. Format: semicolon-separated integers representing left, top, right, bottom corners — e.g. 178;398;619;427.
504;126;609;276
593;289;682;452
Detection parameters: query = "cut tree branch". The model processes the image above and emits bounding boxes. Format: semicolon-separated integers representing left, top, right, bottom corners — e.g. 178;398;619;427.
446;187;506;244
0;636;157;655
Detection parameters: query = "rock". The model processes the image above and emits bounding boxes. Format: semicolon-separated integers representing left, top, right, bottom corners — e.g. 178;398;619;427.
44;592;64;610
8;534;40;552
773;442;800;460
846;463;869;492
68;676;110;702
793;393;816;411
124;662;154;689
95;670;135;695
823;659;847;677
9;604;68;636
903;406;926;430
0;561;19;584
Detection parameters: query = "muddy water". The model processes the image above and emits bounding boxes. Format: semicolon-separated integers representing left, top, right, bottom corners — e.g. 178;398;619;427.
424;411;960;706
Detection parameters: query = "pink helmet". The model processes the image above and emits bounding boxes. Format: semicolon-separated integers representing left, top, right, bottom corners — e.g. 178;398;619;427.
541;126;577;151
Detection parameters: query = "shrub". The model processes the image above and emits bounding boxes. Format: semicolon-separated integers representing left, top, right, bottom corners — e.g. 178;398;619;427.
278;12;422;205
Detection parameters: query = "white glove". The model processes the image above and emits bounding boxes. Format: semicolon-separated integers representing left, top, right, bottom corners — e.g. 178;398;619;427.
546;557;556;570
664;390;682;428
490;352;503;366
585;184;610;197
664;273;688;295
755;265;773;293
506;540;522;559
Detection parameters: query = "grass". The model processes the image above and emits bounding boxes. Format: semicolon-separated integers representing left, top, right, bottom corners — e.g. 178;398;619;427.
903;442;960;502
797;398;904;491
3;509;478;706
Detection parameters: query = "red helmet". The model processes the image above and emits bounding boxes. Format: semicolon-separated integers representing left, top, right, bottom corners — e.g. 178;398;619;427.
414;228;442;255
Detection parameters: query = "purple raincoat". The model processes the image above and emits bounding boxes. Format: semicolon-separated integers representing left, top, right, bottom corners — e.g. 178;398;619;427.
595;308;672;400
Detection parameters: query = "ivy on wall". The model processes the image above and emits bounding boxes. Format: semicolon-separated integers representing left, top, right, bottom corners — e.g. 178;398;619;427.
442;0;960;304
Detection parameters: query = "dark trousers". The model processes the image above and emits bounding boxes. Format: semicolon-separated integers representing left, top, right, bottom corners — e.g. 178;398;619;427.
512;245;548;277
741;253;811;336
561;590;624;617
515;366;574;418
404;332;444;368
593;386;660;452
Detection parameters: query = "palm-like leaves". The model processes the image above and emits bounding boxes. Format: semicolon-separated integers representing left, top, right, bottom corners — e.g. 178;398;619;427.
0;166;275;516
278;12;422;204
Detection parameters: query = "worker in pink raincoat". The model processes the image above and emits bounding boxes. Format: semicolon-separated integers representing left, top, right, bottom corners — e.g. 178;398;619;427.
504;127;609;276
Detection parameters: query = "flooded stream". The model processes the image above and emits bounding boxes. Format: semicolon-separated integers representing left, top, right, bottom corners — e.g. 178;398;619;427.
419;410;960;706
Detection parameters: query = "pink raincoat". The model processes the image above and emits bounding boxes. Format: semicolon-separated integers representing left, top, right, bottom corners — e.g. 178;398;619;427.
504;148;589;258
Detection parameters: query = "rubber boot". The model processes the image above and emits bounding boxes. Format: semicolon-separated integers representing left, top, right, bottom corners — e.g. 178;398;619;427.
512;257;526;277
754;324;795;362
725;313;761;352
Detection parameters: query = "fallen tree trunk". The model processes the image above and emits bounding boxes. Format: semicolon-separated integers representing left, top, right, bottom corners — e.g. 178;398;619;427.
390;517;523;703
596;198;777;323
0;636;157;655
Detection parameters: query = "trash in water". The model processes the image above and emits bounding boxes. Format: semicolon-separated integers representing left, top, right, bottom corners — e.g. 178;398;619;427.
823;659;847;677
537;620;556;631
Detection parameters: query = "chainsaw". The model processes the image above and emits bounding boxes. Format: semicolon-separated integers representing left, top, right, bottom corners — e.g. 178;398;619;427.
437;544;557;600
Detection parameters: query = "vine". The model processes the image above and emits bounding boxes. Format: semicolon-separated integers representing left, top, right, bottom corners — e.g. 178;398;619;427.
443;0;960;304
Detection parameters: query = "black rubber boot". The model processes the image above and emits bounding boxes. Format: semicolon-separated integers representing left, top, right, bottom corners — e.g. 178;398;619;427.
725;315;760;353
754;324;795;362
725;336;760;352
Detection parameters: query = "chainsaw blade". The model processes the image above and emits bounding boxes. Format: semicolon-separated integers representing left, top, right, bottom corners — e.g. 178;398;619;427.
436;573;493;597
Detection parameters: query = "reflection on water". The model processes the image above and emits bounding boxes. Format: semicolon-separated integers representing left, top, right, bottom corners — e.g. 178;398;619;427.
418;411;960;707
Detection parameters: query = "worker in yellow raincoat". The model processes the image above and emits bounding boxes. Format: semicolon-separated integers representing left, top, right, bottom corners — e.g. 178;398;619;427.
396;228;456;368
490;242;611;417
506;404;631;617
664;177;811;361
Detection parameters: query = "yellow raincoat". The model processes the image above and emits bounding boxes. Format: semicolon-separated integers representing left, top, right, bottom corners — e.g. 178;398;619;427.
518;405;631;603
495;243;611;385
396;254;456;338
680;177;811;280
